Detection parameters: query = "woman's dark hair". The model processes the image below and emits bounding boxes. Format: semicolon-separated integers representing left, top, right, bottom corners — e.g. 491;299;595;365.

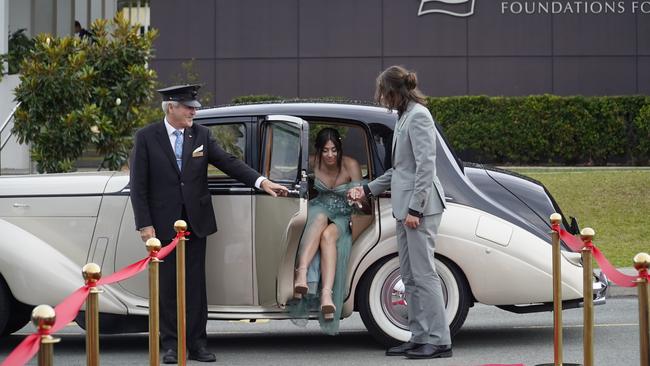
314;127;343;170
375;65;427;117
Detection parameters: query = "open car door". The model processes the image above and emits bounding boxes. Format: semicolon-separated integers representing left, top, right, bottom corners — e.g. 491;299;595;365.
254;115;309;308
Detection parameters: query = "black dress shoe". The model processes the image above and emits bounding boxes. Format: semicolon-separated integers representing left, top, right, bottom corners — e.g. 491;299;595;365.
188;347;217;362
405;343;452;359
162;349;177;364
385;341;421;356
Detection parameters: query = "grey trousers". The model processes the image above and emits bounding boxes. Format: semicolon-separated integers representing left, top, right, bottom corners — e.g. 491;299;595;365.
395;213;451;345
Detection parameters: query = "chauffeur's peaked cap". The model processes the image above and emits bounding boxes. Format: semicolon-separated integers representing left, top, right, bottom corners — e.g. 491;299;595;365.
157;84;202;108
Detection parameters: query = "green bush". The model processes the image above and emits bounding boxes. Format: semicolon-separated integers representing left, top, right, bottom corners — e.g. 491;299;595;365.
429;95;650;165
231;94;284;104
12;14;158;173
0;29;35;78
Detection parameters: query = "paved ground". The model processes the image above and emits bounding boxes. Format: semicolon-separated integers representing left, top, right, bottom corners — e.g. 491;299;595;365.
1;296;644;366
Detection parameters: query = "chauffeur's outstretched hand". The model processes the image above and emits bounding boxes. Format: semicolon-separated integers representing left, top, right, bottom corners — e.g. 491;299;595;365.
261;179;289;197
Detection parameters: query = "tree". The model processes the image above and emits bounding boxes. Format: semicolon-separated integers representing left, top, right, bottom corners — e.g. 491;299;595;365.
12;14;158;173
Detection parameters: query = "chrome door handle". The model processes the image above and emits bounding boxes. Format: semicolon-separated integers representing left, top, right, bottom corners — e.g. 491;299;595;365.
12;203;29;208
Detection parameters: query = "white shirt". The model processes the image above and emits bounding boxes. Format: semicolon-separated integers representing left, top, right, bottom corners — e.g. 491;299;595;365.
163;118;266;189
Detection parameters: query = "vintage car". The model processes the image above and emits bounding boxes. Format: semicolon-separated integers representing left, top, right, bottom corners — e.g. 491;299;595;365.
0;102;606;345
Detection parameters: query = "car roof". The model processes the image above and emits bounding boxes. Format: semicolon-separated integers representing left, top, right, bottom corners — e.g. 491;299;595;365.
195;101;398;128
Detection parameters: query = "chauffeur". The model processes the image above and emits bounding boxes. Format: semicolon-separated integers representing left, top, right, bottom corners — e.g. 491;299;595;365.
130;84;288;363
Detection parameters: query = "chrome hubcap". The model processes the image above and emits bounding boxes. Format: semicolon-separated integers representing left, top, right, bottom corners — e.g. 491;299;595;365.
380;268;449;330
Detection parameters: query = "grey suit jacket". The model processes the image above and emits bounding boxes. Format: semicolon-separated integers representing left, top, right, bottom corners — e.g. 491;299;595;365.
368;102;446;220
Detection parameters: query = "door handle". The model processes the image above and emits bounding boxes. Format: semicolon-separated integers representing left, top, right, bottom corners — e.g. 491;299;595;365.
12;203;30;208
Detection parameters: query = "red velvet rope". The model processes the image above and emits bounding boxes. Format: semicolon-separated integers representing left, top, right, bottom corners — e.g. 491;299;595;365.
551;224;644;288
1;231;187;366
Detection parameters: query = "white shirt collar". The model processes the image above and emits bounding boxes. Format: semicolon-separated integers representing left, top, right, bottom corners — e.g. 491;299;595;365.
164;117;183;137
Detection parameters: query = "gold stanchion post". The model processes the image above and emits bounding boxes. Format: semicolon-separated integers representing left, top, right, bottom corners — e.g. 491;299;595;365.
580;228;595;366
551;213;564;366
537;213;581;366
175;220;188;366
634;252;649;366
83;263;102;366
32;304;60;366
146;238;162;366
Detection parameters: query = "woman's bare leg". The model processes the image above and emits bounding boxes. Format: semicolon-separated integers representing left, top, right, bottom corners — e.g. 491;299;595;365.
319;223;339;319
294;214;328;297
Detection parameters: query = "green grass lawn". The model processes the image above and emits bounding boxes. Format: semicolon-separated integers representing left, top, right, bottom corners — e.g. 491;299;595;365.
507;167;650;268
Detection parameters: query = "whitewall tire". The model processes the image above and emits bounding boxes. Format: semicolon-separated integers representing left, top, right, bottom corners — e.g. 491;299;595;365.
357;255;471;346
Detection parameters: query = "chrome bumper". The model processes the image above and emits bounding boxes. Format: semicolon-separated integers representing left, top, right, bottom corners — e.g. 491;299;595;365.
592;271;608;306
580;271;608;307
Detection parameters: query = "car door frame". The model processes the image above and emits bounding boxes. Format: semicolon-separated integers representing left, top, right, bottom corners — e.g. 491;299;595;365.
252;115;310;308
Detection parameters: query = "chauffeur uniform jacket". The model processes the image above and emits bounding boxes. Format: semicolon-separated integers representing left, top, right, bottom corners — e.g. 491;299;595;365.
130;120;261;240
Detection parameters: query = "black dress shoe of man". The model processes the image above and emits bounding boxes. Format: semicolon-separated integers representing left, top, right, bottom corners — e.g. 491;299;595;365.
188;347;217;362
162;349;177;364
405;343;452;359
385;341;421;356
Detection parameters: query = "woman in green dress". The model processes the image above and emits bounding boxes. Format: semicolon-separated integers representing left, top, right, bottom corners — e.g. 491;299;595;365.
290;127;364;335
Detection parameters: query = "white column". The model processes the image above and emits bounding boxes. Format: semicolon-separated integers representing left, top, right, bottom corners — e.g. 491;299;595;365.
9;0;32;37
0;0;8;73
74;0;88;30
57;0;73;36
33;0;55;36
89;0;101;23
104;0;116;20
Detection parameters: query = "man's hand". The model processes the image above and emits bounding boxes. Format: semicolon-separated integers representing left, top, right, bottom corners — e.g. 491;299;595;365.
404;214;420;229
139;226;155;242
261;179;289;197
347;186;365;202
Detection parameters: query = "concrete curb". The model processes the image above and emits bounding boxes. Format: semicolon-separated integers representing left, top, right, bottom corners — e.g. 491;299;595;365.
597;267;638;298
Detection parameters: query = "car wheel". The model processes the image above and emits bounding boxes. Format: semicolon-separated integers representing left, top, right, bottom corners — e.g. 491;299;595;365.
357;255;472;346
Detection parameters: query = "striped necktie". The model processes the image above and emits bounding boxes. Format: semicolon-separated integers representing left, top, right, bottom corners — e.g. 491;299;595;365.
173;130;183;170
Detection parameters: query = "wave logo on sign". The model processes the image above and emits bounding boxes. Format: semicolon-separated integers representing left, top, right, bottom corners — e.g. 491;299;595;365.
418;0;476;17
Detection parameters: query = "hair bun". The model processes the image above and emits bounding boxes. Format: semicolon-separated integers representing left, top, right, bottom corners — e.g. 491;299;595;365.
404;72;417;90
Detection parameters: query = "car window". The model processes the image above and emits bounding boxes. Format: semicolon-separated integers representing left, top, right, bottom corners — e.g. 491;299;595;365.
208;123;246;178
369;123;393;174
264;122;301;182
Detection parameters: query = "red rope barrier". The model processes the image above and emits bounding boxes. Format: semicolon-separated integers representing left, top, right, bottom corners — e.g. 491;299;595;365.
1;232;186;366
551;224;643;288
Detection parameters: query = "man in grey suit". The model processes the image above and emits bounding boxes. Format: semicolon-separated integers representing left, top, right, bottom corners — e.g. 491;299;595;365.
348;66;451;359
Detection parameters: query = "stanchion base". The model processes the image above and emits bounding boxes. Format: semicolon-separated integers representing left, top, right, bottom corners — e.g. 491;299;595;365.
535;363;582;366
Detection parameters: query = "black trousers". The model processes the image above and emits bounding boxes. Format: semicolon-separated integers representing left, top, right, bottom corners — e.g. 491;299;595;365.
159;228;208;352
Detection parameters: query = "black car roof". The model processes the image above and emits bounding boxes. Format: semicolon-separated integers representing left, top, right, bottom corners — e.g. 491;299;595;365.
195;101;398;128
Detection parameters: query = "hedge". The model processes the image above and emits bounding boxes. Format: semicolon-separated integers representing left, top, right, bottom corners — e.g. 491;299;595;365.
229;94;650;166
428;95;650;165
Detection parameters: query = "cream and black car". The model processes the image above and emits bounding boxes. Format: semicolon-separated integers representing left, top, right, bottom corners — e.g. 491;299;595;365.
0;102;606;345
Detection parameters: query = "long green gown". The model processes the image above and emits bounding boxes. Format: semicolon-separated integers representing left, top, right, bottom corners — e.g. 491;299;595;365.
288;178;365;335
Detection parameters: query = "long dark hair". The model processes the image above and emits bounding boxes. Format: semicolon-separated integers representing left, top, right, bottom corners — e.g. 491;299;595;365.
375;65;427;118
314;127;343;170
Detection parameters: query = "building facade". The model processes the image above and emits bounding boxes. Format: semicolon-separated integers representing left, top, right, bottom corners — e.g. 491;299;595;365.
150;0;650;105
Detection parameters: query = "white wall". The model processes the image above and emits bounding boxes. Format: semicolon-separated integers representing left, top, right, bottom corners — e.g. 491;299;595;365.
90;0;101;23
74;0;88;30
8;0;30;36
56;0;74;37
1;0;8;68
33;0;55;36
0;75;31;172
